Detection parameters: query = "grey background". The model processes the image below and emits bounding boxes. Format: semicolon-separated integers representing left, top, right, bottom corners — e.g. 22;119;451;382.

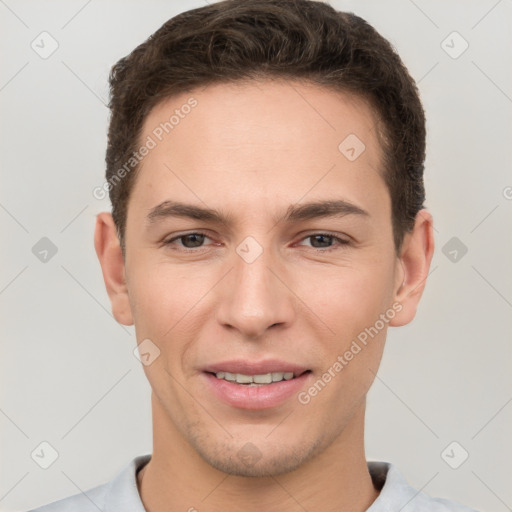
1;1;511;511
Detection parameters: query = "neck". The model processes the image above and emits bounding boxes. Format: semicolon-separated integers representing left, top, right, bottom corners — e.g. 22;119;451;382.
138;394;379;512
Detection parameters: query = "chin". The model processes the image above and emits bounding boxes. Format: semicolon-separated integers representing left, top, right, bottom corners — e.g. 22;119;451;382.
190;434;327;478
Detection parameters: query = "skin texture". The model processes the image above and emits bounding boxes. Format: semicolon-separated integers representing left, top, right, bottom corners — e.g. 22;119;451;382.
95;79;434;511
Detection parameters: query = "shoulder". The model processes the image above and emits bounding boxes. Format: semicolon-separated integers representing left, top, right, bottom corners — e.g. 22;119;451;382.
367;461;480;512
24;481;110;512
24;454;151;512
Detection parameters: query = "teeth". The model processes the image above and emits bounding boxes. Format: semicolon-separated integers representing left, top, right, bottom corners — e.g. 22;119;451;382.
253;373;272;384
214;371;296;384
236;374;253;384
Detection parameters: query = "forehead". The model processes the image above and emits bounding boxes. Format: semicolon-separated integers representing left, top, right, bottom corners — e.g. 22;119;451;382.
129;79;388;224
142;78;382;159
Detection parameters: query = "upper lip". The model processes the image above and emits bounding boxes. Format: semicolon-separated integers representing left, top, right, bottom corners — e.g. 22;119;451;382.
203;359;310;376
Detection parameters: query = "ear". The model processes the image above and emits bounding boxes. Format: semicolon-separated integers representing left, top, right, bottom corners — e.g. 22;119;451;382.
94;212;134;326
389;209;435;327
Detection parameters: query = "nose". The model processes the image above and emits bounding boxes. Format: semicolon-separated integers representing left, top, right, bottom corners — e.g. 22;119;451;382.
215;243;296;340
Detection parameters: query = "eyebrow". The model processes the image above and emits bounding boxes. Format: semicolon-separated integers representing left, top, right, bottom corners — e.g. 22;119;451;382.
146;199;369;227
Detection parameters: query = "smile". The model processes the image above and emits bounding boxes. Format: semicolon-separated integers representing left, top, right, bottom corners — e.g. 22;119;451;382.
213;371;296;385
202;363;313;409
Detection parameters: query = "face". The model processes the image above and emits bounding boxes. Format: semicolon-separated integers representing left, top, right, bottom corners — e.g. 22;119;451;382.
99;80;426;477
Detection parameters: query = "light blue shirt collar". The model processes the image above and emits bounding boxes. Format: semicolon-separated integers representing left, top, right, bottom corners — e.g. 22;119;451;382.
29;453;478;511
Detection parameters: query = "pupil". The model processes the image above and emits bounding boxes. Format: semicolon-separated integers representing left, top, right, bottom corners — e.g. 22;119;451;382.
183;234;204;248
312;235;331;248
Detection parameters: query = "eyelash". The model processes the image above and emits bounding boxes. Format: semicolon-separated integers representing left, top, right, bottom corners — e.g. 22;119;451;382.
163;231;351;253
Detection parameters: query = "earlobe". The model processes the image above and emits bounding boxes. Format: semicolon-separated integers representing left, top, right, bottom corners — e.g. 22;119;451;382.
389;210;435;327
94;212;134;326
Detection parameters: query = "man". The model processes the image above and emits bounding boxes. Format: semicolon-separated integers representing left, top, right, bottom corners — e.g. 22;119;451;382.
28;0;478;510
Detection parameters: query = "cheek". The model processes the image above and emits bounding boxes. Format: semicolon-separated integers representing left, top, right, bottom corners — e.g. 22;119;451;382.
128;266;205;387
302;270;391;410
129;262;205;330
128;262;217;379
301;264;393;341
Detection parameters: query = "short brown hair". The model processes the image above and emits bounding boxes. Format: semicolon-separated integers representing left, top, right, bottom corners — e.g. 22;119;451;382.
105;0;426;256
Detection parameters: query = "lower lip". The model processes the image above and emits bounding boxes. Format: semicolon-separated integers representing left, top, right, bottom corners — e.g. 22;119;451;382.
203;372;311;410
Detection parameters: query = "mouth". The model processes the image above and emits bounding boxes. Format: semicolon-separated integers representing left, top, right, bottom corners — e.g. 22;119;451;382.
206;369;311;386
202;361;313;410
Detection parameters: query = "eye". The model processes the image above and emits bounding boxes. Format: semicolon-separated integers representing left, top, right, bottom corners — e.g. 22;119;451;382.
297;233;351;251
164;231;213;251
163;231;351;252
